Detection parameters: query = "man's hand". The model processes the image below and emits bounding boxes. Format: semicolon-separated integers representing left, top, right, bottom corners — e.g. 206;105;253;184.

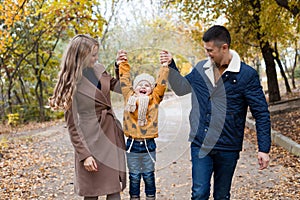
159;50;172;66
116;49;128;65
258;152;270;170
84;156;98;172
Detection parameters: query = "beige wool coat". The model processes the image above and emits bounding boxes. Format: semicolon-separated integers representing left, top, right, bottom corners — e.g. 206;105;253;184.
64;64;126;197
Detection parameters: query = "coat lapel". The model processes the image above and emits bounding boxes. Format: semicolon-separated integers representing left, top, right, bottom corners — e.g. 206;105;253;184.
93;64;112;107
77;65;112;108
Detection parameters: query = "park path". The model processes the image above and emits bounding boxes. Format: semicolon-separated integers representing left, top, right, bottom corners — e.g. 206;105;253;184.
22;94;296;200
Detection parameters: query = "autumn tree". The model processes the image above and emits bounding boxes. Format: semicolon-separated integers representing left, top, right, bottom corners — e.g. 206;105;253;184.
274;0;300;90
162;0;299;102
0;0;28;114
0;0;106;121
25;0;106;121
274;0;300;17
99;0;203;78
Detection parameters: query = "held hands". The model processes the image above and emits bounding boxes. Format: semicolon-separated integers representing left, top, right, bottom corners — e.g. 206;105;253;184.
84;156;98;172
159;50;172;66
116;49;128;65
257;152;270;170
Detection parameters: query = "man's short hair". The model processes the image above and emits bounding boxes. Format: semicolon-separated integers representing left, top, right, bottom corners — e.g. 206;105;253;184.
202;25;231;48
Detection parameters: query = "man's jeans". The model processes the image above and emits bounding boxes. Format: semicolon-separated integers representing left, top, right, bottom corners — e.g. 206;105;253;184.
191;143;240;200
126;138;156;198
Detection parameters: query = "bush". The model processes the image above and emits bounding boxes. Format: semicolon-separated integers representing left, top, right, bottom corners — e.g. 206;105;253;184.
7;113;19;127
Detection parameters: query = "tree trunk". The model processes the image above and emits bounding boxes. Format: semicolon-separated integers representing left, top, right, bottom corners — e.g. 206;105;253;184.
260;41;281;102
291;43;299;89
0;77;4;120
274;58;292;94
7;80;13;113
18;75;30;104
13;90;22;104
274;43;292;93
35;78;45;122
34;69;45;122
249;0;281;102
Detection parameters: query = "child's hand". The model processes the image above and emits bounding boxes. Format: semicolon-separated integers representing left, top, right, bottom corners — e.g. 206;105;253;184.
116;49;128;65
160;50;172;66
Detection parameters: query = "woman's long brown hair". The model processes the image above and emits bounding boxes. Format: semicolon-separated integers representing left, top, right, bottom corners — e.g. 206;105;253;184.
49;34;99;111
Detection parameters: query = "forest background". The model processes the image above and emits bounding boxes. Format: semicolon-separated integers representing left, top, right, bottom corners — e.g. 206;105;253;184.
0;0;299;129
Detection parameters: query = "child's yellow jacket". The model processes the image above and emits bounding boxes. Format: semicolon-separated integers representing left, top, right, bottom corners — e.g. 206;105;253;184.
119;62;169;139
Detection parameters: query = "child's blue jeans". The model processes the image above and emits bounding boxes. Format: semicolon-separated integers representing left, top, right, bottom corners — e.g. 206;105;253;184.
126;138;156;198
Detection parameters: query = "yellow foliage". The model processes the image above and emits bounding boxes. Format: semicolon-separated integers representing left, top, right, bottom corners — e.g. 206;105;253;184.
0;0;27;53
17;0;25;4
0;0;105;55
0;137;9;149
7;113;19;127
181;62;193;75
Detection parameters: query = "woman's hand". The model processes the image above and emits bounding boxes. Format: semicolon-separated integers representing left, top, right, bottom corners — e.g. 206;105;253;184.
83;156;98;172
116;49;128;65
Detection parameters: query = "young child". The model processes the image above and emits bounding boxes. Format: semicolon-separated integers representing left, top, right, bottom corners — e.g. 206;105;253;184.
116;50;169;200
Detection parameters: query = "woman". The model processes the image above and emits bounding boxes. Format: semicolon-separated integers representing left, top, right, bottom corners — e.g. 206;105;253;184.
49;34;126;200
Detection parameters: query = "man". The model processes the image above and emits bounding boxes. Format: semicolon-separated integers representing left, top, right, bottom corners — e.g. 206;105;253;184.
159;25;271;200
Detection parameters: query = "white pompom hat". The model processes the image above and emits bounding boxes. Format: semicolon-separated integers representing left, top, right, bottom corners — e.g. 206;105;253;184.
133;73;155;89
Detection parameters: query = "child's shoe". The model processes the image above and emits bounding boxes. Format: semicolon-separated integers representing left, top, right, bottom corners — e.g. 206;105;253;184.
146;195;155;200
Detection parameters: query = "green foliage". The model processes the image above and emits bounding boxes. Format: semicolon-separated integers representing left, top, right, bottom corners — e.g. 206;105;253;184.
0;0;106;123
1;0;297;124
162;0;299;61
46;109;64;120
162;0;299;101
